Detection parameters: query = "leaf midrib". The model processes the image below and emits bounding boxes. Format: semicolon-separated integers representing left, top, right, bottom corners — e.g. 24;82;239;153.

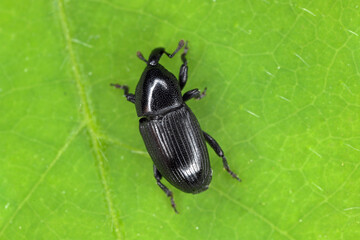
57;0;122;239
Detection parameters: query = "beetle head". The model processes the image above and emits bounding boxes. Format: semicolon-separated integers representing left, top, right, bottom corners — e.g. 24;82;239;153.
148;48;166;66
136;40;185;66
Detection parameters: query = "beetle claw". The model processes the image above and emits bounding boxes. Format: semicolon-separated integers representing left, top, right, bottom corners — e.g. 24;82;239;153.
196;87;207;100
171;201;179;214
110;83;128;93
224;166;242;182
167;192;179;213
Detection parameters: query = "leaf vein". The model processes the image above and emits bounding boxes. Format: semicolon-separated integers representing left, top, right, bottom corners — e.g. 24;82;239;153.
212;186;296;240
0;123;85;237
56;0;122;239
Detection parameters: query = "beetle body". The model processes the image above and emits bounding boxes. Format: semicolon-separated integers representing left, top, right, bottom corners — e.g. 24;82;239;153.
111;41;240;213
136;58;212;193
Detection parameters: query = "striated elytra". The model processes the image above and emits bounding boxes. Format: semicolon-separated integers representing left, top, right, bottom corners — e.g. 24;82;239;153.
111;40;241;213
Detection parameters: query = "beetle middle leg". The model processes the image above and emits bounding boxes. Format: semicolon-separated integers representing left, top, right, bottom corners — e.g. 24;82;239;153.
153;165;178;213
183;88;207;101
110;84;135;104
203;131;241;182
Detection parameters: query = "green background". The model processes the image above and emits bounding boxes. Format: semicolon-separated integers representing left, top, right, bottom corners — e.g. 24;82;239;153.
1;0;359;239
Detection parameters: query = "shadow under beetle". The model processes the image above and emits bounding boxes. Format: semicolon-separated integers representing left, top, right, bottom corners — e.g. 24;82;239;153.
111;40;241;213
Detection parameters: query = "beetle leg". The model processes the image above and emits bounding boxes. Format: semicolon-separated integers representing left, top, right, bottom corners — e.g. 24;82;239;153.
203;131;241;182
179;41;189;90
110;84;135;104
153;165;179;213
183;88;207;101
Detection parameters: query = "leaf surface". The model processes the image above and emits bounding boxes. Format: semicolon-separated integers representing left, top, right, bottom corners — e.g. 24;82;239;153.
1;0;359;239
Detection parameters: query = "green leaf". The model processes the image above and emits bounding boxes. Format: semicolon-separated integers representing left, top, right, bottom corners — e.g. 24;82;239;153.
1;0;359;239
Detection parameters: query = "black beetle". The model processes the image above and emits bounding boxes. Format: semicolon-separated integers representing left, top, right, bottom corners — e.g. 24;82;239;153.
111;40;241;213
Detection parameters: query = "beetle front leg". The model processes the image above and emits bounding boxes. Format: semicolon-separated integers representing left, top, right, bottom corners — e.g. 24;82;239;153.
183;88;207;101
203;131;241;182
153;165;179;213
179;41;189;90
110;84;135;104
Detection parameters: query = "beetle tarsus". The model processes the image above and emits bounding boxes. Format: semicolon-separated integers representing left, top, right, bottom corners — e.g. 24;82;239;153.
168;192;179;214
110;83;127;92
183;88;207;101
197;87;207;100
222;157;242;182
110;83;135;104
154;165;179;213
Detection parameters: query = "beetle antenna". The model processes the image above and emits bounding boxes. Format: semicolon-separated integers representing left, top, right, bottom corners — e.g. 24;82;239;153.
166;40;185;58
137;51;148;63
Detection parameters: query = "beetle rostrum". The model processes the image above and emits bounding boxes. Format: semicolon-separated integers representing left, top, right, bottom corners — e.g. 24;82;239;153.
111;40;241;213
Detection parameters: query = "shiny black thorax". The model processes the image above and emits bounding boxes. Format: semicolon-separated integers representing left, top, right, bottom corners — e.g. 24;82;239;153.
135;64;183;117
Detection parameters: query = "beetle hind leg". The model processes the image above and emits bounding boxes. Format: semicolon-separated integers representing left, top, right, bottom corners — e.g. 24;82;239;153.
203;131;241;182
110;84;135;104
153;165;179;213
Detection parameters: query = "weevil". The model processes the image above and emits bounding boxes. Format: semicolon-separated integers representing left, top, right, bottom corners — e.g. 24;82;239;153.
111;40;241;213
